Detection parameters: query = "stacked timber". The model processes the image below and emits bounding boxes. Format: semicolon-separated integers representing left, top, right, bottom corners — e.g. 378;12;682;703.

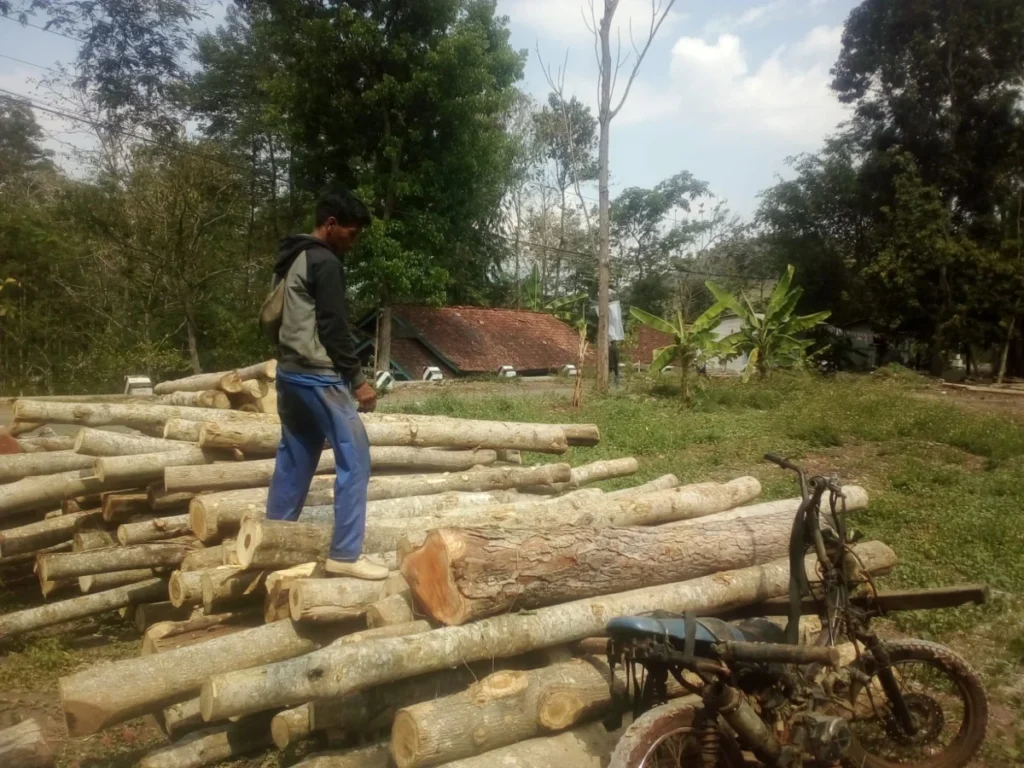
0;369;901;768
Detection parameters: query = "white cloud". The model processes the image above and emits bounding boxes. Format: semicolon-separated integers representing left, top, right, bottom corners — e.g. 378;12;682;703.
503;0;687;47
605;25;849;146
703;0;830;37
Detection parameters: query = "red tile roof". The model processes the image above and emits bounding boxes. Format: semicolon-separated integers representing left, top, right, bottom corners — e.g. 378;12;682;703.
394;306;581;374
626;324;675;366
390;338;455;380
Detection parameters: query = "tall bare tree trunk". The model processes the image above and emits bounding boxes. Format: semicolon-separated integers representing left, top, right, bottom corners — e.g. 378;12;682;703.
377;306;393;376
596;5;613;394
997;316;1016;385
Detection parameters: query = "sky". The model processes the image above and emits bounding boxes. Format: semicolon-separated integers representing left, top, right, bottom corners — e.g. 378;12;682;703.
0;0;860;217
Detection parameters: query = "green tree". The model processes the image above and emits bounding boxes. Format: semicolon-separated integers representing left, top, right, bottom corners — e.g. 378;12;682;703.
707;265;831;381
630;304;732;401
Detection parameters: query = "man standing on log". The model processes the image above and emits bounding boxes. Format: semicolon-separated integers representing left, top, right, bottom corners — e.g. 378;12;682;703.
265;190;388;581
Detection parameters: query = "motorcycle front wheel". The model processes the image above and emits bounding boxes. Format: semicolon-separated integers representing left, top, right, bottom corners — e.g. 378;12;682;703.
844;639;988;768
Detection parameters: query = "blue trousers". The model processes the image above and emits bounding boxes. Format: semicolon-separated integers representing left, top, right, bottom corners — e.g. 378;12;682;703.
265;376;371;561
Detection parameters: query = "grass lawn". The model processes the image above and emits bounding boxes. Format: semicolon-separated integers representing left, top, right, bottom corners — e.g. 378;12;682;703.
1;369;1022;766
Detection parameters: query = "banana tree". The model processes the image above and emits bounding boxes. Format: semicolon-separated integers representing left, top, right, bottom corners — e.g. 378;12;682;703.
706;265;831;381
630;304;734;401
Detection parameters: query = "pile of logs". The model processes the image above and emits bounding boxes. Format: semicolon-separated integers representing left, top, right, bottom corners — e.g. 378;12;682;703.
0;361;898;768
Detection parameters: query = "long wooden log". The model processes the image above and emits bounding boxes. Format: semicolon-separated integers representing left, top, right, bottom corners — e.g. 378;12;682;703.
16;436;75;453
59;618;431;736
606;474;680;498
363;414;600;448
391;658;625;767
180;543;230;571
0;577;166;639
293;744;390;768
376;476;762;554
235;360;278;382
198;541;895;720
438;721;623;768
93;449;229;485
149;486;195;511
155;390;232;409
0;450;95;484
153;370;244;396
0;719;52;768
164;419;204;442
402;507;815;625
142;609;261;655
201;567;264;614
190;489;521;543
160;698;204;739
198;419;570;454
74;428;188;456
137;714;273;768
0;509;101;557
164;447;500;494
664;486;869;529
169;569;205;608
0;469;126;518
39;541;196;582
271;705;311;750
118;515;190;545
12;400;278;431
521;458;639;494
78;569;155;594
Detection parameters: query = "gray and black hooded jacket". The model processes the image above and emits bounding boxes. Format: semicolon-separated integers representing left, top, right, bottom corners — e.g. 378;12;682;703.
272;235;366;389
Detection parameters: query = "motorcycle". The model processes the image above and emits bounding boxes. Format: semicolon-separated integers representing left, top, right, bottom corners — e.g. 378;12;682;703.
603;454;989;768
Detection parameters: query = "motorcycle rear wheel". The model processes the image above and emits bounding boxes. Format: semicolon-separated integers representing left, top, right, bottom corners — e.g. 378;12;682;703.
609;698;746;768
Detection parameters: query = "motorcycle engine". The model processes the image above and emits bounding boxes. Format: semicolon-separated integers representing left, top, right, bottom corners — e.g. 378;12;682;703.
790;713;853;763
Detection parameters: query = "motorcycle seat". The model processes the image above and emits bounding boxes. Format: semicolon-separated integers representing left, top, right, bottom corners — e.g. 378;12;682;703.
606;615;787;653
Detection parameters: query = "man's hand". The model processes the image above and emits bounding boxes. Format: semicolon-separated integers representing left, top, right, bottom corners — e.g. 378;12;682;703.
354;381;378;413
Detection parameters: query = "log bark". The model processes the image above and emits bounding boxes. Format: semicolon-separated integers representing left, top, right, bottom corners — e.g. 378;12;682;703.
0;577;166;639
164;447;501;493
372;477;762;554
271;705;311;749
59;616;429;736
0;469;126;518
235;360;277;382
180;544;230;571
94;449;229;485
74;428;188;456
156;391;231;409
198;541;895;720
438;721;622;768
12;400;277;430
0;509;99;557
367;490;521;520
73;530;117;551
201;567;264;615
79;569;155;594
169;569;206;608
288;577;389;623
199;419;570;454
0;450;95;484
164;419;204;442
522;457;638;494
362;414;599;448
160;698;204;739
39;541;196;582
391;658;624;767
606;474;680;498
665;486;869;529
142;609;261;654
366;592;413;628
101;492;151;523
153;371;244;396
134;602;195;634
403;507;811;625
119;515;190;545
137;714;273;768
16;436;75;453
149;487;195;511
0;718;52;768
293;744;390;768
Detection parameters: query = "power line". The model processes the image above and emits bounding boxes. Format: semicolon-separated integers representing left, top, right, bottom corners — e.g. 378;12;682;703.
0;52;61;72
0;13;85;42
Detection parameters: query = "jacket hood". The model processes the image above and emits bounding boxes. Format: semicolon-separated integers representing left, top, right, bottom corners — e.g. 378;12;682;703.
274;234;333;277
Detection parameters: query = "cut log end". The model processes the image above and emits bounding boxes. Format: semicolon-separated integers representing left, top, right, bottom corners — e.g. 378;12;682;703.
271;705;311;750
400;530;464;626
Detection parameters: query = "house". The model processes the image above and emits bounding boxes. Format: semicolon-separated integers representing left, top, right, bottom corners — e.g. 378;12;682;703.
625;318;749;374
355;306;583;380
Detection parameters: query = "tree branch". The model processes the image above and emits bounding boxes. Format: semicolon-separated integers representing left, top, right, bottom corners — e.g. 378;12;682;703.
610;0;677;120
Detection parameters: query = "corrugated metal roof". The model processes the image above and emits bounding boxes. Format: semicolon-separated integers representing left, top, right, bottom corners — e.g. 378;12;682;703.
394;306;581;374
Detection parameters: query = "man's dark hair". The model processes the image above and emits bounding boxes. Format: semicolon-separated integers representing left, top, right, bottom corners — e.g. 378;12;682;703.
315;189;372;228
